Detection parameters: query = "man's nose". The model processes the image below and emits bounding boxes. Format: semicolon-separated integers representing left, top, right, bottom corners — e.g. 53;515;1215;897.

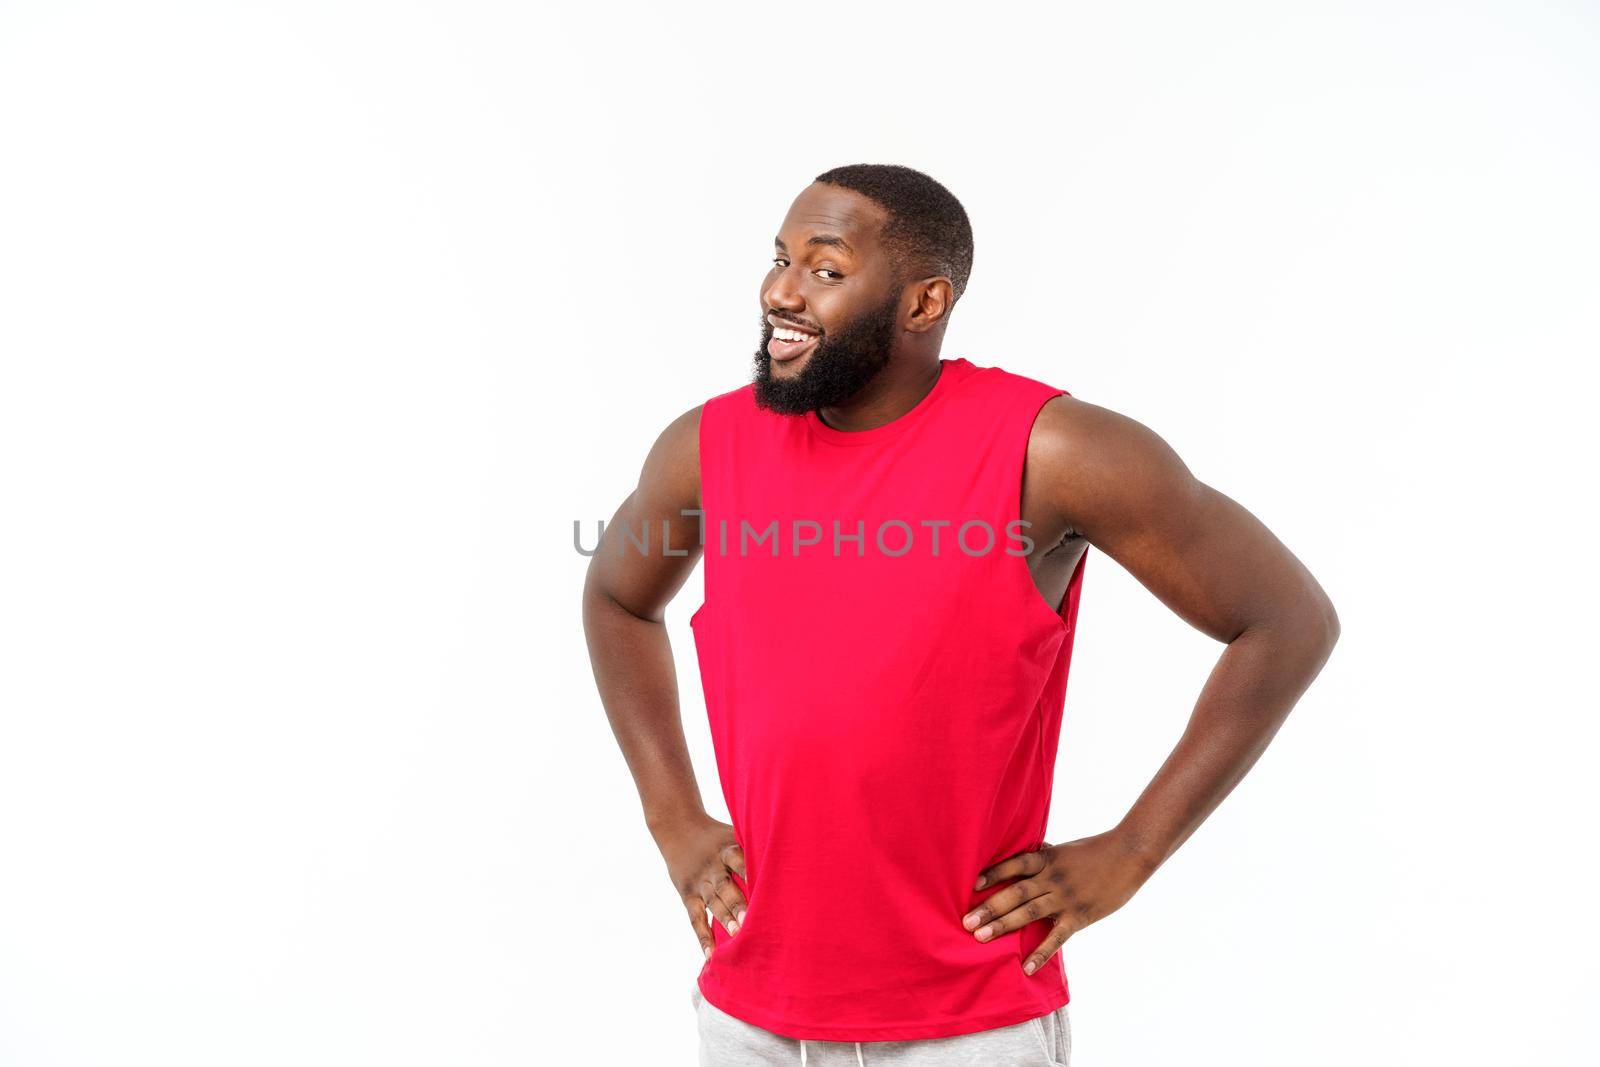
762;269;804;313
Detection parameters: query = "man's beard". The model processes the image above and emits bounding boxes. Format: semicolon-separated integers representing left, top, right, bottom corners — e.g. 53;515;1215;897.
751;292;899;416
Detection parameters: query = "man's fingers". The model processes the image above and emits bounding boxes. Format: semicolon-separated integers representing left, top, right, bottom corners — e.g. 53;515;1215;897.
684;894;716;958
967;889;1061;942
720;843;747;878
962;876;1051;935
699;874;738;934
1022;916;1078;975
973;844;1051;890
711;877;748;930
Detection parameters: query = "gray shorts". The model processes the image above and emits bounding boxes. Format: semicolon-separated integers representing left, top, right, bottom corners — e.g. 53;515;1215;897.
692;982;1071;1066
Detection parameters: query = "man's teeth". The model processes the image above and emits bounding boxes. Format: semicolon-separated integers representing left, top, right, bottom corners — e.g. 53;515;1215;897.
774;327;816;343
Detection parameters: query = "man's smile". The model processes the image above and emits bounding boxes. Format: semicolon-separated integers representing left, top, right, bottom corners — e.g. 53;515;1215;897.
767;315;820;364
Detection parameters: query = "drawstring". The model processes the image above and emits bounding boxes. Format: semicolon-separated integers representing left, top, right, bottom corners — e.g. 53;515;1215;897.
797;1038;867;1065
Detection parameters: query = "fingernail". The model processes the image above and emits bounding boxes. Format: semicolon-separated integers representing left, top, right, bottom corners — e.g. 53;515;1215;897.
728;920;739;935
974;876;987;890
975;925;993;941
704;945;713;959
1023;959;1037;975
962;913;980;930
736;908;746;923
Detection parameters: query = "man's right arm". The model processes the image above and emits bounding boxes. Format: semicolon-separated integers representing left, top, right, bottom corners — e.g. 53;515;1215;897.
581;403;749;957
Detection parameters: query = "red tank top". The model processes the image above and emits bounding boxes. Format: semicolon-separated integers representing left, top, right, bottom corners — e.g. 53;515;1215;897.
691;356;1087;1042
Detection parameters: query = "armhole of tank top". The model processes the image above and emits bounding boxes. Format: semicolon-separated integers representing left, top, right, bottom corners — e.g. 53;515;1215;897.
687;394;717;630
1011;386;1074;636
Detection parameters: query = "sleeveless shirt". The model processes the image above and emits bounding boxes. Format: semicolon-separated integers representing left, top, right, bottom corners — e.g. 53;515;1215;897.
690;356;1088;1042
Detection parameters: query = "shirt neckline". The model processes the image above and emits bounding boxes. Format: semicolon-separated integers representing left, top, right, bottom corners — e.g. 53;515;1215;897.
804;358;978;447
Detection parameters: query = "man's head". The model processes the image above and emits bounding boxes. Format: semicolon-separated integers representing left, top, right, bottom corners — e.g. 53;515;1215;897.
753;164;974;415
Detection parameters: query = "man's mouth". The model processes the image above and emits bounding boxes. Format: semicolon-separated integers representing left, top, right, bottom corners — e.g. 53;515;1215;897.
768;321;820;363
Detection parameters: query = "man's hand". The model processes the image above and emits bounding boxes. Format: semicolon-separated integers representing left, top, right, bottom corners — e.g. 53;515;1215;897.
963;832;1155;974
656;814;748;959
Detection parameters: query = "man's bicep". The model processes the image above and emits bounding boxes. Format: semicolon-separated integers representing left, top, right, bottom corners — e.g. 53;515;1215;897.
1046;400;1317;644
584;404;704;622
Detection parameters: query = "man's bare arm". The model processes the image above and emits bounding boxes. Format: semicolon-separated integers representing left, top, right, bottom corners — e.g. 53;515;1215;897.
965;395;1340;972
581;404;749;957
582;404;705;834
1037;395;1340;867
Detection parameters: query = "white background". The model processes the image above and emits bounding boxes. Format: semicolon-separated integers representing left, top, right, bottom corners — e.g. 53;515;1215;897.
2;2;1595;1064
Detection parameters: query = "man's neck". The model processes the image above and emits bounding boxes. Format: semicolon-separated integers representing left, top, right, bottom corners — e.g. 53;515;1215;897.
814;354;944;433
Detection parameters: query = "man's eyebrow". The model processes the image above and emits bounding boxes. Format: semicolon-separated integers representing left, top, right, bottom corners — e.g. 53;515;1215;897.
774;234;855;255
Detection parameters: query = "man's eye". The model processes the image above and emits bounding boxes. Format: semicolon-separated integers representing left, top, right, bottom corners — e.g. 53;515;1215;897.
770;258;840;281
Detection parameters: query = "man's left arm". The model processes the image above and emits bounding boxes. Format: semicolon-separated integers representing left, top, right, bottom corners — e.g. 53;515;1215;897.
963;395;1341;974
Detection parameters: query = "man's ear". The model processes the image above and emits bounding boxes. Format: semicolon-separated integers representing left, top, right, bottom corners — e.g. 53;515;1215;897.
904;277;954;334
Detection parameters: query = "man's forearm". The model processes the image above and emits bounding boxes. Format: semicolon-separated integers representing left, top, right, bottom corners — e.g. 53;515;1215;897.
582;584;707;839
1111;611;1339;874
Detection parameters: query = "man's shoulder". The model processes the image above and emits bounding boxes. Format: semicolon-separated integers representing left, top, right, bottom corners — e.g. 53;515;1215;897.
695;380;759;429
958;361;1076;419
660;378;756;453
705;379;757;406
643;400;705;493
655;380;761;490
1026;389;1189;501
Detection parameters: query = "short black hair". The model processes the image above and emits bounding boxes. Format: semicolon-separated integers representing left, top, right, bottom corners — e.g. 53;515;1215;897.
812;163;975;305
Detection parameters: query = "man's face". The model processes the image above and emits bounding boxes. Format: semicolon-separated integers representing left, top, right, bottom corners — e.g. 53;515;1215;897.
753;183;903;415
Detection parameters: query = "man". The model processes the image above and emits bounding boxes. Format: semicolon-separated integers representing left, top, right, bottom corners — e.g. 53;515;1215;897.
582;164;1339;1065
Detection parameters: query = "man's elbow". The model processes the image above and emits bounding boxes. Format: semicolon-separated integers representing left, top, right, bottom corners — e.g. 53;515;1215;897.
1299;587;1341;664
1249;585;1339;663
